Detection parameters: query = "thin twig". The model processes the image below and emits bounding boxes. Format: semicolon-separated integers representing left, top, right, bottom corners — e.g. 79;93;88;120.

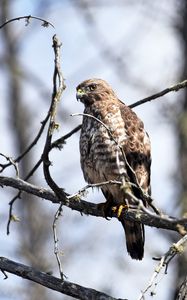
52;203;65;280
1;175;187;233
15;117;50;163
0;112;51;174
6;158;43;235
51;124;82;149
7;193;21;235
0;15;55;29
67;180;122;200
68;180;161;223
42;35;66;278
129;79;187;108
0;153;19;177
6;123;80;234
138;234;187;300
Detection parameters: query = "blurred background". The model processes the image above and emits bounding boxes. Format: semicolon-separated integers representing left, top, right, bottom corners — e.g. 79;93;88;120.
0;0;186;299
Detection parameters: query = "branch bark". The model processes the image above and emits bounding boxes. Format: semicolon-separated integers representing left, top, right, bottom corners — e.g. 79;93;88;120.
0;175;186;233
42;35;66;198
129;79;187;108
0;257;123;300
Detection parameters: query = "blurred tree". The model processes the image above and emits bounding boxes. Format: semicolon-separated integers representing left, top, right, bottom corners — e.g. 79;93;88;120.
173;1;187;298
0;1;52;299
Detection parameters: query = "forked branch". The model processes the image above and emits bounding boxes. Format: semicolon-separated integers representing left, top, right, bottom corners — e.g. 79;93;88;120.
138;234;187;300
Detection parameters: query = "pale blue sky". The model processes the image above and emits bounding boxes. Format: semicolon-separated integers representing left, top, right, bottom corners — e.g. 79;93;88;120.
0;1;181;299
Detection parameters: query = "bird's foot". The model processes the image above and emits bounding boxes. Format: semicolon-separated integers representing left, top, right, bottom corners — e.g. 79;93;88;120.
112;204;129;218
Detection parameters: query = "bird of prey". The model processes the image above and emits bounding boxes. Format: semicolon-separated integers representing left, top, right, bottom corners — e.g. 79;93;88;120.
76;78;151;260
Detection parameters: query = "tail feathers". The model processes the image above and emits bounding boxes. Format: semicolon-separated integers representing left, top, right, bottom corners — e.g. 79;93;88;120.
121;220;145;260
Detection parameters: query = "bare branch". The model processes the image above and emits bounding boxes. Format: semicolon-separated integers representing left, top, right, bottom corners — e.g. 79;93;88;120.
6;158;43;235
0;104;51;175
6;123;80;234
52;203;65;280
51;124;82;149
42;35;66;198
0;175;187;233
0;257;122;300
0;153;19;176
129;79;187;108
6;193;21;235
0;15;55;29
6;122;82;233
67;180;122;200
138;234;187;300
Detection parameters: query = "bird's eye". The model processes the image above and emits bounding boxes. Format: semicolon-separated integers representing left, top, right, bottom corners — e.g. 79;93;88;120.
88;84;97;91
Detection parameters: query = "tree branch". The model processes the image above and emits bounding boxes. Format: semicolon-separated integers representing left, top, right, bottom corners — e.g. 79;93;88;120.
129;79;187;108
52;202;64;280
138;234;187;299
51;124;82;149
0;257;123;300
42;35;66;198
0;15;54;29
6;123;83;234
0;175;187;233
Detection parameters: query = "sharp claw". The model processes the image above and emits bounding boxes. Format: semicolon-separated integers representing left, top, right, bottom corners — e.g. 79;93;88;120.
112;204;129;218
97;202;129;220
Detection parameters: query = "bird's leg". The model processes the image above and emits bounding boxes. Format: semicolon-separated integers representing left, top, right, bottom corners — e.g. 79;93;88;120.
111;178;130;218
112;203;129;218
97;201;129;220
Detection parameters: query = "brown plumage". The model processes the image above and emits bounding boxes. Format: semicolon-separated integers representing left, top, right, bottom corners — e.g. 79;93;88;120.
76;78;151;260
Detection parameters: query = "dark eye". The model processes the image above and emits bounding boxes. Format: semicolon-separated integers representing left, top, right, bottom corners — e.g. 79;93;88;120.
89;84;97;91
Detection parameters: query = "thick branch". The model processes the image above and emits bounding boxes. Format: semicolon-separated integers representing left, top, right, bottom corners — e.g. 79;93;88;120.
0;175;187;233
0;257;122;300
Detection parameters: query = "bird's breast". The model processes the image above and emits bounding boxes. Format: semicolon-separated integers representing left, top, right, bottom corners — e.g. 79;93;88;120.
80;110;127;183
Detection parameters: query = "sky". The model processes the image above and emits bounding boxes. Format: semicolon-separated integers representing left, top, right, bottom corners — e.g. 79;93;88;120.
0;1;183;299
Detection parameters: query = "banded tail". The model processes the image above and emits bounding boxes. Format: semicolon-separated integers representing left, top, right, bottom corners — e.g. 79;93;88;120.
121;219;145;260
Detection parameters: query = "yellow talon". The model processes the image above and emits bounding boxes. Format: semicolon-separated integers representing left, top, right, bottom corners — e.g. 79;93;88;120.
118;205;124;217
112;204;129;217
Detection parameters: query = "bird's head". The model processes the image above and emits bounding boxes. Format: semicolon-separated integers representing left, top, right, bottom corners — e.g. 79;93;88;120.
76;78;115;106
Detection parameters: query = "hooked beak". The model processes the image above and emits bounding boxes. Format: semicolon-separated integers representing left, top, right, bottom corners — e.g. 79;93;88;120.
76;88;86;101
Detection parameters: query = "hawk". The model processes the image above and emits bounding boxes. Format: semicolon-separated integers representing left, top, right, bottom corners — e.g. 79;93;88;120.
76;78;151;260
